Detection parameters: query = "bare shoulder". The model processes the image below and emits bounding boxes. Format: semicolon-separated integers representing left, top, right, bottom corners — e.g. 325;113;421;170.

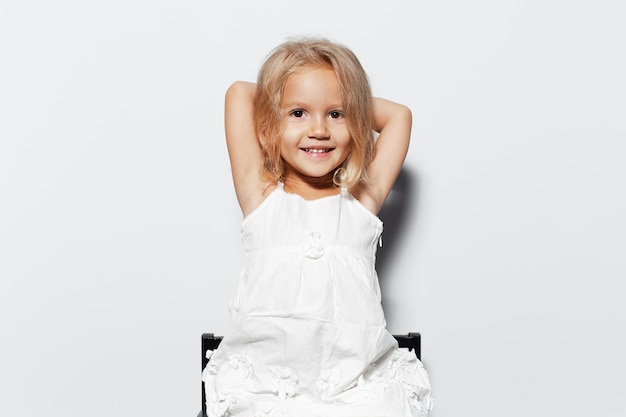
238;180;278;218
349;184;384;215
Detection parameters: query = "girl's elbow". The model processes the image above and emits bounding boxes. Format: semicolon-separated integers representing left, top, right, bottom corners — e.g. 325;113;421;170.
226;81;255;102
399;104;412;123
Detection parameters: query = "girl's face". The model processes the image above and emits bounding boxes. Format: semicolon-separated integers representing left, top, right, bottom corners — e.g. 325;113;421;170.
279;65;351;185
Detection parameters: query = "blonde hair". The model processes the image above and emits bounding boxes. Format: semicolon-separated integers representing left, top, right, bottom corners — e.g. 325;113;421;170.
254;38;374;188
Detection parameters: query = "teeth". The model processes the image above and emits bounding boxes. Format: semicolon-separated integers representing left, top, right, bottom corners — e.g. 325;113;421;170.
304;148;329;153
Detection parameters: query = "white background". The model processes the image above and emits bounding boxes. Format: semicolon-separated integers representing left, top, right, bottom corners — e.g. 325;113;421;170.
1;1;625;416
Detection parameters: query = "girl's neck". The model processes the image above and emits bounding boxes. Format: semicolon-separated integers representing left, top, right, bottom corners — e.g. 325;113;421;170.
282;170;340;200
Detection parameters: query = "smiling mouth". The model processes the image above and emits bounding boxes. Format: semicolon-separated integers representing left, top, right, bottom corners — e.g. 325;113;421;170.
302;148;333;154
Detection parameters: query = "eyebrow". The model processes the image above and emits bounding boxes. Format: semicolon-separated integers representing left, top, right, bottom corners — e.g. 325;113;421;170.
281;101;344;109
281;101;304;108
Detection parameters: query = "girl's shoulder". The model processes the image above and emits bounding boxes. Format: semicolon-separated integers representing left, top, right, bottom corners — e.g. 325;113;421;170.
239;180;279;218
348;183;382;216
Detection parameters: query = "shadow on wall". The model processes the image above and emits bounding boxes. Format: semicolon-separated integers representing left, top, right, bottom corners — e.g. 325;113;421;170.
376;167;420;322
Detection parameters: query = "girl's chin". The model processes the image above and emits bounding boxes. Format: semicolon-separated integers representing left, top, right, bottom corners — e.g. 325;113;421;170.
284;169;336;184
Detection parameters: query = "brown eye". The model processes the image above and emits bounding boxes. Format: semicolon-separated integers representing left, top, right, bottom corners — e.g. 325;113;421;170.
291;109;304;117
330;111;343;119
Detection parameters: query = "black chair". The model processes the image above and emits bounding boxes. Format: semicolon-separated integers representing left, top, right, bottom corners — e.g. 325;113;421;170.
198;332;421;417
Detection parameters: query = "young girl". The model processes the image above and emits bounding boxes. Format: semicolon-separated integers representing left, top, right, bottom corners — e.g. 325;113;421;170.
203;38;432;417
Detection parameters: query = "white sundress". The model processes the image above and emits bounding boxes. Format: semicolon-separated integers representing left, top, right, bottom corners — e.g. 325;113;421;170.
202;182;433;417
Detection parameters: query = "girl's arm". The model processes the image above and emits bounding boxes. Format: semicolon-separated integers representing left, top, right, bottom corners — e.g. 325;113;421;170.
359;97;412;214
224;81;265;216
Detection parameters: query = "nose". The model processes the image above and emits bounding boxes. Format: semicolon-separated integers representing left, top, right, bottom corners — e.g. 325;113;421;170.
308;115;330;139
